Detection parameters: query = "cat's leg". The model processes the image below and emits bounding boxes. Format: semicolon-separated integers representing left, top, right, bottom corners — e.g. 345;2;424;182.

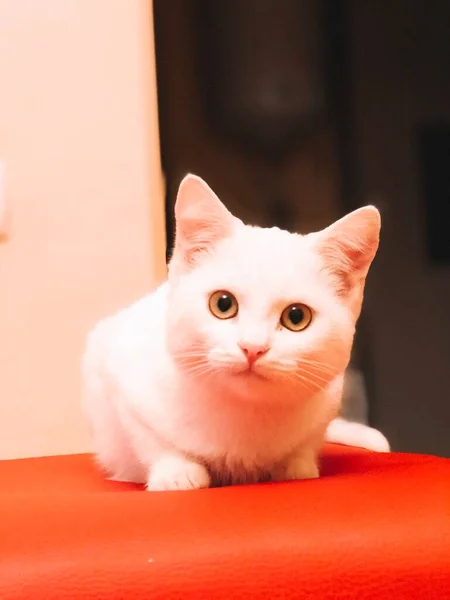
270;446;320;482
146;452;211;492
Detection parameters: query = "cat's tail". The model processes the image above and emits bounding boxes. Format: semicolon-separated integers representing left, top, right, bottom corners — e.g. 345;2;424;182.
325;417;390;452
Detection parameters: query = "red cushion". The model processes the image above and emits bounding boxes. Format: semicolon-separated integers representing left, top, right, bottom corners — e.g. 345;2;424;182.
1;445;449;599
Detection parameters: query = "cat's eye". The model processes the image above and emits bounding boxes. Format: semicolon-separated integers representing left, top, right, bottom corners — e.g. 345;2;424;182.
209;291;239;320
280;303;312;332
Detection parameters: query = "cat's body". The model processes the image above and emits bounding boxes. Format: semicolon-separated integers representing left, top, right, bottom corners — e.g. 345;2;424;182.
83;283;345;487
83;175;389;491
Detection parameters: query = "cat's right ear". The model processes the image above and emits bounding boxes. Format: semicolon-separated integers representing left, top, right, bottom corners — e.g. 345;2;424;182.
173;174;239;268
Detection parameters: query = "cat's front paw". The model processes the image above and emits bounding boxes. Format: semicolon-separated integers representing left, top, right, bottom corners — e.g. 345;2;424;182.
147;454;211;492
271;451;319;483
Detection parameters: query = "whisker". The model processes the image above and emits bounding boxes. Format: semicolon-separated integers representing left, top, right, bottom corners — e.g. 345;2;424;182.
275;367;334;393
293;373;332;388
178;360;220;378
296;359;336;372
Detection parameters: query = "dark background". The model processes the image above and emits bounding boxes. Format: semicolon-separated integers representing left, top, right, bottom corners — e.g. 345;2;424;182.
154;0;450;457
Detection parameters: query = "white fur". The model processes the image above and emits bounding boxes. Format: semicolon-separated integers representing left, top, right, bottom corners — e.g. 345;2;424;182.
82;175;388;491
325;417;390;452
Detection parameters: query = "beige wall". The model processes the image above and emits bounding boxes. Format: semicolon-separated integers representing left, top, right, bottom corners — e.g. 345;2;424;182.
0;1;166;459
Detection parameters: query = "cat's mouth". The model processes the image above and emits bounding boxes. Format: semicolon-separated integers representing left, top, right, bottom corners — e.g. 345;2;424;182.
232;365;268;381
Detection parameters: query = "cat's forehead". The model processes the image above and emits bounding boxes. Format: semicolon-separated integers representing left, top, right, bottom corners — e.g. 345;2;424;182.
203;225;323;295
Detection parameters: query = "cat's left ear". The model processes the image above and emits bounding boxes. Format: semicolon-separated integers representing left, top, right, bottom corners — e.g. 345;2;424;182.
314;206;381;297
173;174;240;268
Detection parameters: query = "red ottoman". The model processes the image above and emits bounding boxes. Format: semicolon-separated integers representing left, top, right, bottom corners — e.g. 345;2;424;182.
1;445;449;599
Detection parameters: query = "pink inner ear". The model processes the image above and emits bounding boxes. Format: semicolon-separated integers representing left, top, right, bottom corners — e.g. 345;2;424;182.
317;207;380;295
173;174;237;268
178;215;225;266
320;241;369;296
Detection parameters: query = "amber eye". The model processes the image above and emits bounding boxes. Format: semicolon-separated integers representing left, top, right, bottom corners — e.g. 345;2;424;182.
209;291;239;320
280;303;313;332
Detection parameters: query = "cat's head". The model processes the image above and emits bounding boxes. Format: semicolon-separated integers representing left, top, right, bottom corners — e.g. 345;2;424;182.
166;175;380;400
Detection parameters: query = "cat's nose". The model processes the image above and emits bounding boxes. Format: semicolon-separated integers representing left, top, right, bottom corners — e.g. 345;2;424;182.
239;342;269;365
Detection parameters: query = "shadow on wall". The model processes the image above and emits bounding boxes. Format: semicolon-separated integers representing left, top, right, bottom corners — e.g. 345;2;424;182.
347;0;450;457
155;0;450;457
154;0;342;237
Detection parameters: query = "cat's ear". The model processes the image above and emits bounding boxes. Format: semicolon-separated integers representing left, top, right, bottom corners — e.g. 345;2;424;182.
173;174;239;267
314;206;380;298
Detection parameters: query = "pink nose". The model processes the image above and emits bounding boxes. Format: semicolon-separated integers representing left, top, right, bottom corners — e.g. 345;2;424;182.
239;342;269;364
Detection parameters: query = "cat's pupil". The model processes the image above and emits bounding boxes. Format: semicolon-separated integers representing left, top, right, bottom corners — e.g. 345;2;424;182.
289;306;304;325
217;295;232;313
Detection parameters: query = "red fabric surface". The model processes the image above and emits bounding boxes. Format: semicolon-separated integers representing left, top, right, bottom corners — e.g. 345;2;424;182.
1;445;449;599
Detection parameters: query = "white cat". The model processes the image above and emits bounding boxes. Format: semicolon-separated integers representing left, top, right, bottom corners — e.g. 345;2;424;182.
82;174;389;491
